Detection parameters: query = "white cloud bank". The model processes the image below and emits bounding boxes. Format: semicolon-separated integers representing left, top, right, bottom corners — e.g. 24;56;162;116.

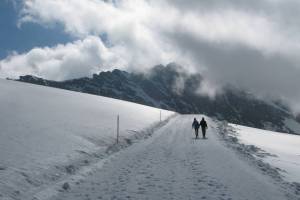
0;36;127;80
1;0;300;111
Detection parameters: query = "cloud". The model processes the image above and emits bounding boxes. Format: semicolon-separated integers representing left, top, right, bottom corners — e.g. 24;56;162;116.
1;0;300;111
0;36;128;80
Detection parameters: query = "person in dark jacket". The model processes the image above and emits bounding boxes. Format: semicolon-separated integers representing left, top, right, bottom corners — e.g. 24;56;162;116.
199;117;208;138
192;118;200;139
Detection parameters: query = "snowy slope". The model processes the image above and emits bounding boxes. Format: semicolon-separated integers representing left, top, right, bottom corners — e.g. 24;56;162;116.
228;124;300;183
1;78;300;200
0;79;175;199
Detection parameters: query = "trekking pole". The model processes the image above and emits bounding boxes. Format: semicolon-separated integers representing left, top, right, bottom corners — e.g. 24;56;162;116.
117;115;120;144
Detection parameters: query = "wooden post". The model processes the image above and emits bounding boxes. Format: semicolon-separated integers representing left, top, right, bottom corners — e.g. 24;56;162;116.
117;115;120;144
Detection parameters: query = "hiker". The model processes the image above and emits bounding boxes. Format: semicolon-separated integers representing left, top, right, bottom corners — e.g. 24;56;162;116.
200;117;208;138
192;118;200;139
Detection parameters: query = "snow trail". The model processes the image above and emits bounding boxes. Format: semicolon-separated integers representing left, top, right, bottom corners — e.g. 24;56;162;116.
53;115;292;200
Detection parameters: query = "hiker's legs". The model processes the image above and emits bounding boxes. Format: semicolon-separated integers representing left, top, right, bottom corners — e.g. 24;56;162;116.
195;128;199;138
202;127;206;138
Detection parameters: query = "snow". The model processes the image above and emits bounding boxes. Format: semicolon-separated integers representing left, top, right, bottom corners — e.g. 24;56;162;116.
0;79;174;199
1;78;299;200
52;115;294;200
228;123;300;183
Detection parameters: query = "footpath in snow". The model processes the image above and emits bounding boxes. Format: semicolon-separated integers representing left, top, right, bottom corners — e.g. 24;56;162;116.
52;115;298;200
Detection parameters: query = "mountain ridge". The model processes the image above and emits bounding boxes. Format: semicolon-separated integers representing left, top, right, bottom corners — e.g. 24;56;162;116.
16;63;299;134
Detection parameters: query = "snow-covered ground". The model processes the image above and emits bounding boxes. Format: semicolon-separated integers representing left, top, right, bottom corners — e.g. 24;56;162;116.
1;79;300;200
51;115;298;200
228;123;300;183
0;79;175;199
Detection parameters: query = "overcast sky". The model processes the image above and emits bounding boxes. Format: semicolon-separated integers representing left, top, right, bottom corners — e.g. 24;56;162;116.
1;0;300;112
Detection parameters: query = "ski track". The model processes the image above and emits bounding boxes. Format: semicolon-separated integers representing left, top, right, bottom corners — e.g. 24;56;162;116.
52;115;292;200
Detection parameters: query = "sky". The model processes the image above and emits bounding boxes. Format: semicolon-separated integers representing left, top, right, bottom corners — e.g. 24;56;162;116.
0;0;300;112
0;0;72;59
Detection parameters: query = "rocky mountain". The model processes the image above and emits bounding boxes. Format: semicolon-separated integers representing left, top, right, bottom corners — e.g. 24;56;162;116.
16;63;300;134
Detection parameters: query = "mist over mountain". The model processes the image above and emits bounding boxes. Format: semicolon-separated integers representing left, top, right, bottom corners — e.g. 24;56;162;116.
296;114;300;123
17;63;299;134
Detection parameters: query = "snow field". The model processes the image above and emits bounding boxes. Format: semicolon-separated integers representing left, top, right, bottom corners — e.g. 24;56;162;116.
228;123;300;183
1;78;299;200
0;79;175;199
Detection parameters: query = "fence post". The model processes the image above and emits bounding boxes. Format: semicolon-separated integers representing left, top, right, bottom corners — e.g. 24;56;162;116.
160;110;162;122
117;115;120;144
